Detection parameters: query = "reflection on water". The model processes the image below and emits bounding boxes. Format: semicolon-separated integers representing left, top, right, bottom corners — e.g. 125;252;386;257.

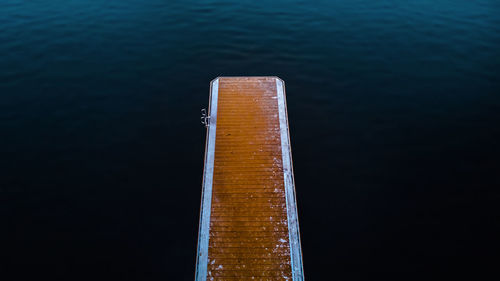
1;0;499;280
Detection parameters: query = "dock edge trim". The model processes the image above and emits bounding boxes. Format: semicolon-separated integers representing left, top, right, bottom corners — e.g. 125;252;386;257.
276;78;305;281
195;78;219;281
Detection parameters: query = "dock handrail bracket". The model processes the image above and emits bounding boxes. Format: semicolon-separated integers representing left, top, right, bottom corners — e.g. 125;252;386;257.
200;108;210;128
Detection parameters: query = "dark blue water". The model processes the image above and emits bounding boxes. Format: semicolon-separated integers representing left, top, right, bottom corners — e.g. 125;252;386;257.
1;1;499;280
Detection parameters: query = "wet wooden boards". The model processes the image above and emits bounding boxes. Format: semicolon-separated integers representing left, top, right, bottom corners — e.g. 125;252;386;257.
195;77;304;281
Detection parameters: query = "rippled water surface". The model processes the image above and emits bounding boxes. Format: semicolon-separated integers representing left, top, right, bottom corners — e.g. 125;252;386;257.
1;1;499;280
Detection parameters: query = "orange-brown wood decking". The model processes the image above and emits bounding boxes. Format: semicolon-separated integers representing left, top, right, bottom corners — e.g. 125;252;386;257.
195;77;304;281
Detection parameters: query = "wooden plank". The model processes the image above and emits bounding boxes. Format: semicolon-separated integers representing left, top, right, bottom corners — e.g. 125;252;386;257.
195;77;304;281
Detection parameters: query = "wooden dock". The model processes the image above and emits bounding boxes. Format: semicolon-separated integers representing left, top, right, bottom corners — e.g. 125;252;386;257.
195;77;304;281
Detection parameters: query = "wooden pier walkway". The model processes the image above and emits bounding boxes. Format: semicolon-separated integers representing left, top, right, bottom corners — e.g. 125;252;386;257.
195;77;304;281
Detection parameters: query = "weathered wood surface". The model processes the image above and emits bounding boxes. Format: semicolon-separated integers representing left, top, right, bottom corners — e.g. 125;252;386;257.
196;77;304;281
